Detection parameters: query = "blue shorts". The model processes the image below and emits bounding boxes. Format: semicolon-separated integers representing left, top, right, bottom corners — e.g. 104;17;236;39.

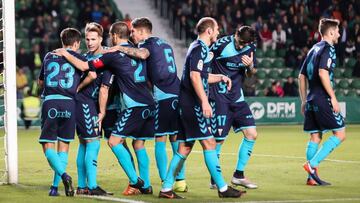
39;99;76;143
102;109;120;139
304;98;345;133
177;104;214;142
111;106;155;140
76;99;100;140
155;97;179;137
212;100;256;140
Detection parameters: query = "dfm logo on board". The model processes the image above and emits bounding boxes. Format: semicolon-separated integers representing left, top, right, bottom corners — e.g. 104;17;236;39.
250;102;296;120
267;102;296;118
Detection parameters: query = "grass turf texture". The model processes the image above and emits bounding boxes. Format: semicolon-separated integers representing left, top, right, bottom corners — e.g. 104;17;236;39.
0;125;360;203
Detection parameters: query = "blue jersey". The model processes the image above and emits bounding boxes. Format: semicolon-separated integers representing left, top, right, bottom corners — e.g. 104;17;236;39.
209;35;257;103
139;37;180;101
89;42;155;109
179;39;212;106
76;51;114;102
39;50;85;99
300;40;336;101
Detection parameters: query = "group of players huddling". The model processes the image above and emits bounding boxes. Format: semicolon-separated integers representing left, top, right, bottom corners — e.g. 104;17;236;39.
38;16;346;199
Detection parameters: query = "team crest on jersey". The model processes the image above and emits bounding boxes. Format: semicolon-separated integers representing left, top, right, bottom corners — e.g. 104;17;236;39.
208;52;214;61
327;58;332;68
197;59;204;71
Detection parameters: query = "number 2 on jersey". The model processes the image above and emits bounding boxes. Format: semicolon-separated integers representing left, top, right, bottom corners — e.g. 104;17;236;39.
46;62;75;88
131;59;145;83
164;48;176;73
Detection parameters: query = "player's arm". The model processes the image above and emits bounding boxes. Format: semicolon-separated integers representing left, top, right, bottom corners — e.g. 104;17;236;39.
53;49;90;71
318;47;340;113
97;84;110;130
77;71;97;92
242;52;257;77
298;73;307;115
105;45;150;60
190;71;212;118
319;69;339;113
208;74;232;90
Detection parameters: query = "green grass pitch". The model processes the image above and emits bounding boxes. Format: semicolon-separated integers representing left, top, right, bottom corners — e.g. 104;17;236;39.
1;125;360;203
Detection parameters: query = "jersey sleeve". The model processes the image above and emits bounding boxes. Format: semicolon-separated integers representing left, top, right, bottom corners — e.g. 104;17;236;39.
101;70;114;87
189;46;209;78
38;52;51;81
319;46;332;71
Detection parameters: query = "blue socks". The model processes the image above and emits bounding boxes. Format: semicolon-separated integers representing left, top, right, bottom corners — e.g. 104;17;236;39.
215;143;222;159
155;141;167;181
52;152;68;187
306;141;319;179
310;136;341;167
45;148;65;178
306;141;319;161
86;140;100;189
135;148;150;188
162;152;186;190
171;141;185;180
236;138;255;171
203;150;226;189
111;143;138;185
76;143;87;188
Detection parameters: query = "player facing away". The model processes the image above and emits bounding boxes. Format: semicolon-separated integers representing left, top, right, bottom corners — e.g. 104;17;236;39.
299;18;345;186
74;22;113;196
38;28;92;197
112;17;187;192
159;17;244;199
55;21;154;195
209;26;258;189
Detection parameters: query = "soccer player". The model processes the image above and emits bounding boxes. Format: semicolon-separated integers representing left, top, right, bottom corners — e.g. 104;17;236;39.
299;18;345;186
74;22;112;196
159;17;244;199
38;28;91;197
209;26;258;189
112;17;187;192
55;21;154;195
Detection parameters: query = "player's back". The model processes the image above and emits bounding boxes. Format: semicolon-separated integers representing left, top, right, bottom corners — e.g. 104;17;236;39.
90;42;154;109
300;40;336;101
140;37;180;100
179;39;212;106
210;35;256;103
40;50;84;99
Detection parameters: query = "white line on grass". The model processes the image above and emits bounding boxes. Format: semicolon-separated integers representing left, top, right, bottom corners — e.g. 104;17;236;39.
76;195;148;203
185;149;360;164
218;197;360;203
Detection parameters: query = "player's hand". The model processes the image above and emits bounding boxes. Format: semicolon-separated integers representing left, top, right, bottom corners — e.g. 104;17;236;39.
52;48;68;56
331;97;340;114
301;102;306;116
242;52;254;67
97;112;106;131
101;46;120;54
221;75;232;91
201;101;213;118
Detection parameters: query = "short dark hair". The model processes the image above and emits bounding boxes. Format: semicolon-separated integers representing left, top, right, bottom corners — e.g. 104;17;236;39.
236;25;256;45
319;18;339;36
110;21;130;39
60;28;82;46
85;22;103;37
131;17;152;32
196;17;216;34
